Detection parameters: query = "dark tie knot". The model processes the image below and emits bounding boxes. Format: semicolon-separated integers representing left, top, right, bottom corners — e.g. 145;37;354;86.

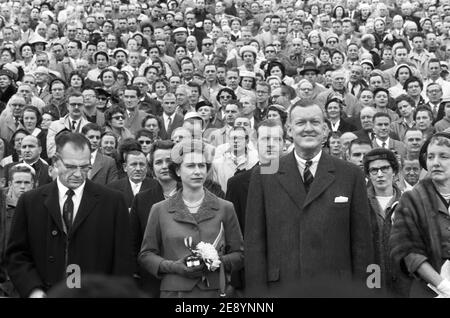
66;189;75;198
305;160;313;169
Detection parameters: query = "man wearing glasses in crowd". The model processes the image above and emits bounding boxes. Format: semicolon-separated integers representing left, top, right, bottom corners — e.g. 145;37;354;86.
47;91;90;158
6;132;133;298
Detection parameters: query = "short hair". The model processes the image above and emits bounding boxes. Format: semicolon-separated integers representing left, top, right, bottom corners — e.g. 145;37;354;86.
348;138;373;155
123;149;146;164
216;87;237;102
9;163;36;182
118;138;141;165
50;78;67;90
256;119;284;137
124;85;141;97
256;81;271;94
66;90;83;101
168;139;213;182
373;112;391;123
100;131;118;147
151;79;169;92
187;81;202;96
414;106;434;121
55;132;91;155
289;103;325;122
104;106;125;124
69;39;82;50
403;76;423;91
99;68;117;81
428;58;441;67
81;123;101;135
141;114;162;130
394;94;415;107
21;106;42;127
410;32;425;41
135;128;155;140
368;72;384;82
148;139;175;169
363;148;399;175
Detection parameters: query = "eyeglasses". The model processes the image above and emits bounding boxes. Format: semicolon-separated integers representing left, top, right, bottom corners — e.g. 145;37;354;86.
404;167;420;172
112;115;124;120
368;165;392;175
56;156;92;173
139;140;152;145
69;103;84;107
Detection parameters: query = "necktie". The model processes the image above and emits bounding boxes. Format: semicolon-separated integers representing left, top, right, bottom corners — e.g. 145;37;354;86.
63;189;75;233
382;142;387;149
303;160;314;193
14;118;19;128
167;116;172;131
72;120;77;132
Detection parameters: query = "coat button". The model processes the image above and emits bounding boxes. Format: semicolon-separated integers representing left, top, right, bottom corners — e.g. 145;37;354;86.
51;230;58;236
48;256;55;263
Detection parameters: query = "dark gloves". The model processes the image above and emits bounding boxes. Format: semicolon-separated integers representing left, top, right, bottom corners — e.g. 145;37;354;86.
159;257;205;279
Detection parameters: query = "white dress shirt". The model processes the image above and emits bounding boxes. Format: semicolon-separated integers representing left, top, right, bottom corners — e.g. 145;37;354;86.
129;180;142;196
57;178;85;222
330;119;341;132
294;150;322;180
90;149;98;166
375;137;390;149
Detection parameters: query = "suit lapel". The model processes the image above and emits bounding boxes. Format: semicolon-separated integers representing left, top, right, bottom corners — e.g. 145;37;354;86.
70;180;99;236
389;139;395;149
276;153;307;211
43;181;64;233
124;178;134;204
303;153;336;208
6;117;16;133
125;111;136;128
89;152;102;179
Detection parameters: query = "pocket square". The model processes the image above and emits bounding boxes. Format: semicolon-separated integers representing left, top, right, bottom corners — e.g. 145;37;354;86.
334;196;348;203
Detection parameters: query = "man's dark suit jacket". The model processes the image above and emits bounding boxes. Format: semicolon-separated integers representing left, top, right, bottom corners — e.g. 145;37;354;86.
130;184;165;297
6;180;133;297
225;166;258;234
89;151;118;186
353;129;373;142
158;113;184;140
107;177;159;208
225;165;258;290
4;159;52;188
244;151;374;297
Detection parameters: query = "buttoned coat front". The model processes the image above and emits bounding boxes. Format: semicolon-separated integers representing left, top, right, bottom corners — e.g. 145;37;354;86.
244;152;374;296
6;180;134;297
139;189;244;294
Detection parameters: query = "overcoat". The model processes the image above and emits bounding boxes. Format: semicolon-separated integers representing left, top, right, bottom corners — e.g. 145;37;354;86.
244;151;374;296
6;180;133;297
